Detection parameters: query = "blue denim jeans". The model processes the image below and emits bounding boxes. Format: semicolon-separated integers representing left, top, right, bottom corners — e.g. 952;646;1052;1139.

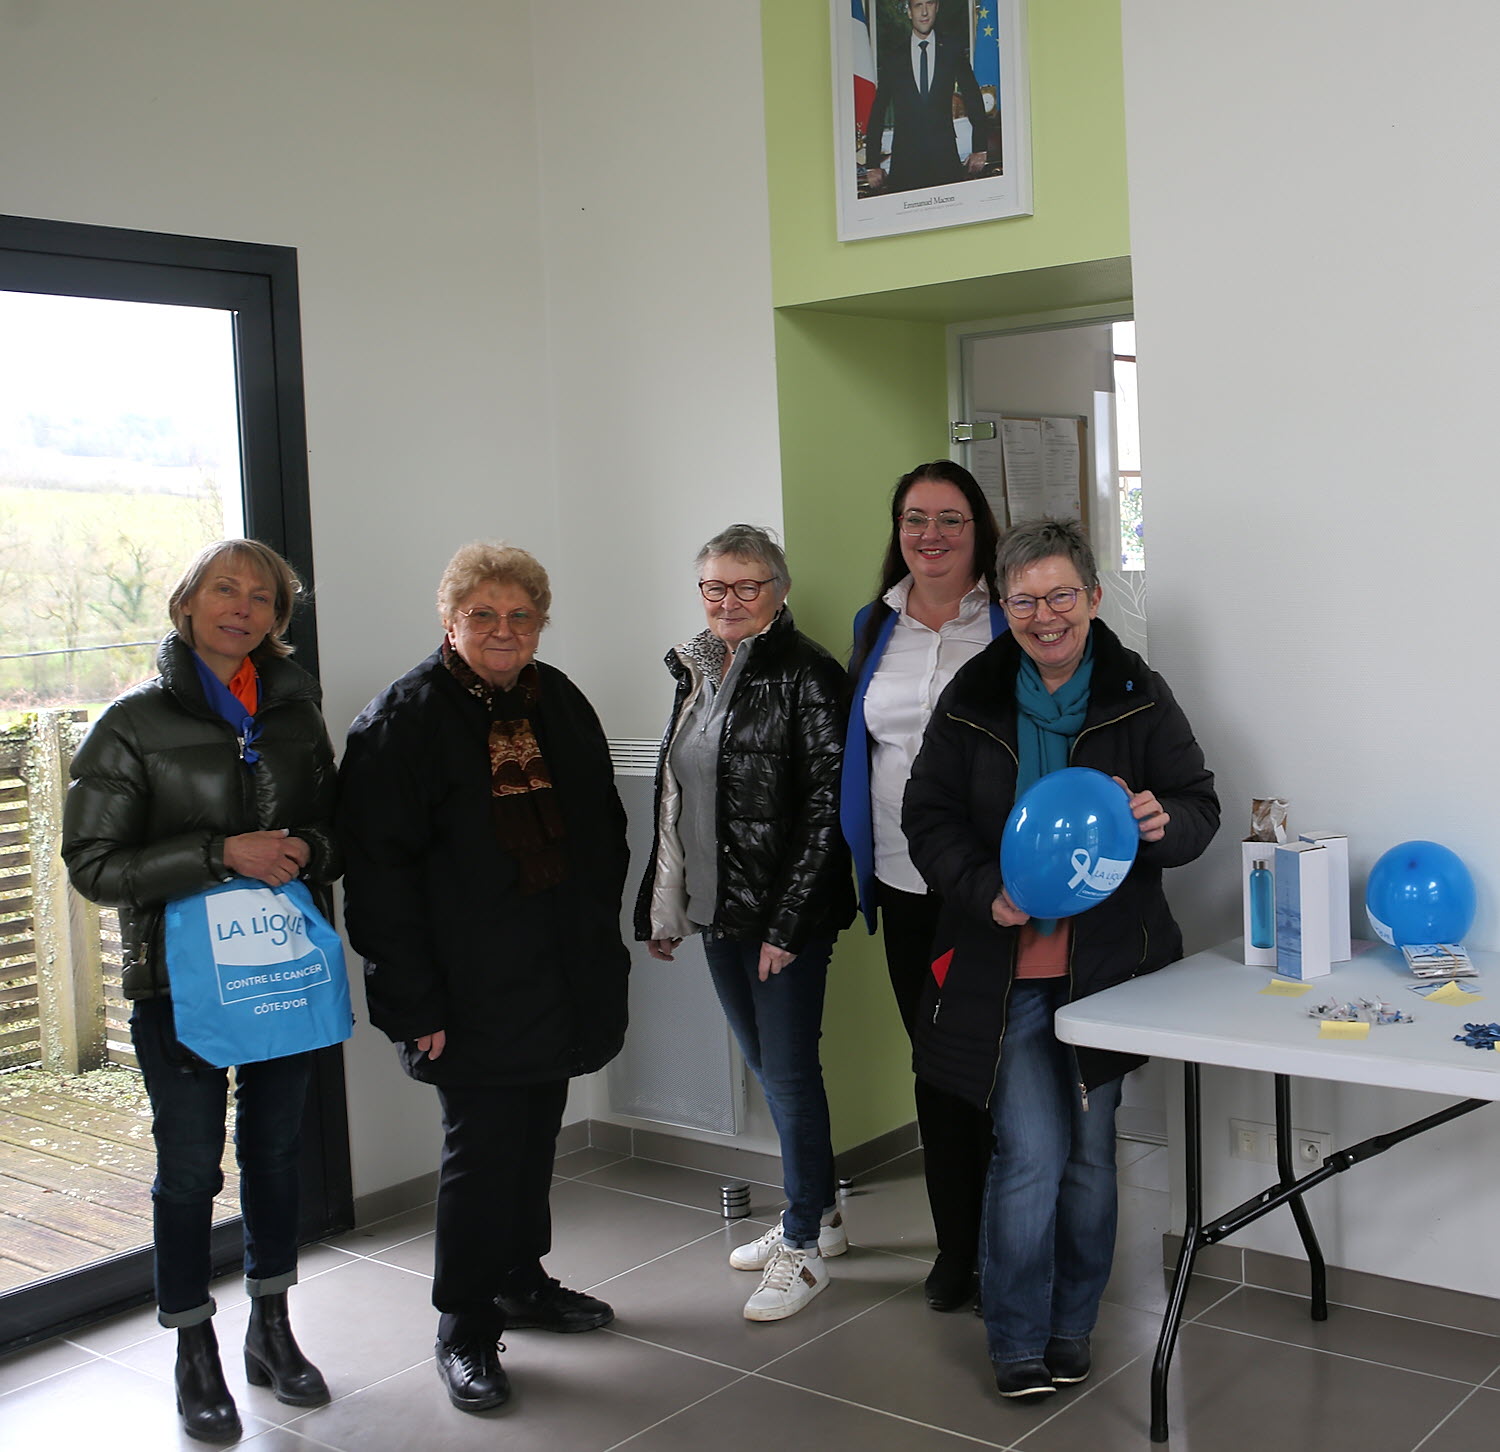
980;979;1122;1364
131;997;313;1326
702;932;837;1248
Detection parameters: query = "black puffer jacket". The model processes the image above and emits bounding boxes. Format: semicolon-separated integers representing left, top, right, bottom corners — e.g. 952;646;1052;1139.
62;634;340;1000
338;651;631;1088
903;620;1218;1103
634;609;856;952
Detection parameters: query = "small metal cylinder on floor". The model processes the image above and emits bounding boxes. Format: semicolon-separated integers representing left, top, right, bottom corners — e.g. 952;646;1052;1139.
720;1182;751;1219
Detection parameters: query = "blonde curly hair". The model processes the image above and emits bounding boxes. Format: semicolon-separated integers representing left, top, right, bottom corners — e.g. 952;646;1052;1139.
436;540;551;625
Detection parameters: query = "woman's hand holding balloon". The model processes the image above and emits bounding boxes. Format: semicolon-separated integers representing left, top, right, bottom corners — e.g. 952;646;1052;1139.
1113;777;1169;842
991;889;1030;927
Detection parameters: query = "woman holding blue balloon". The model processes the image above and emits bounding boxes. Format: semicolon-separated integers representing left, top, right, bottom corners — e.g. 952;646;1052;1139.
903;517;1218;1401
840;459;1005;1312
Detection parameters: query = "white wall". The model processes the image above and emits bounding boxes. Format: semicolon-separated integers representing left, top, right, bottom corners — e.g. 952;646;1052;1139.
0;0;781;1197
528;3;782;739
1;0;551;1200
526;1;782;1126
1121;0;1500;1295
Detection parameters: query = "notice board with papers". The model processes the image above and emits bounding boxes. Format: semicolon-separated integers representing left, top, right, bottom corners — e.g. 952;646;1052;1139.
969;413;1088;529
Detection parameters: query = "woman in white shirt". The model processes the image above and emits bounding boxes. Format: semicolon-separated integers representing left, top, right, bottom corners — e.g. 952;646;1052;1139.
839;460;1005;1313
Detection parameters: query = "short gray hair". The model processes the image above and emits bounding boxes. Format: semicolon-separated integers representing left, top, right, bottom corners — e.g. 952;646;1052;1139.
695;524;791;593
995;517;1099;595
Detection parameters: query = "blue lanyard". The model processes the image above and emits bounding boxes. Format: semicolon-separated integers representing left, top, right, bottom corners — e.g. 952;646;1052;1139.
191;654;261;766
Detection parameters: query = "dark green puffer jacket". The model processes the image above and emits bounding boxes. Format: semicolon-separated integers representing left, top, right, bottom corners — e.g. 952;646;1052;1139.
61;632;340;1000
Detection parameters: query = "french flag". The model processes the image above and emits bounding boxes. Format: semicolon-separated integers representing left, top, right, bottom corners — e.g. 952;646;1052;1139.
851;0;876;135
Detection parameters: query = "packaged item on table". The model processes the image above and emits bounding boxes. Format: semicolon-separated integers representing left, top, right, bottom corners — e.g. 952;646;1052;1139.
1242;798;1290;968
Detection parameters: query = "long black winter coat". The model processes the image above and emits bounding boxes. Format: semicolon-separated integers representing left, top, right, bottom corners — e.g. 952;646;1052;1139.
903;620;1219;1104
62;633;340;1000
634;609;856;952
338;651;630;1088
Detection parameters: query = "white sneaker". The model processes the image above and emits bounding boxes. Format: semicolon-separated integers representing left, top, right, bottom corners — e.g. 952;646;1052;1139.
742;1245;829;1321
729;1210;848;1271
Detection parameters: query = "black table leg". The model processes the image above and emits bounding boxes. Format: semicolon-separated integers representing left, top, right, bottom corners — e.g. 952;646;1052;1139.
1150;1061;1202;1442
1273;1073;1327;1320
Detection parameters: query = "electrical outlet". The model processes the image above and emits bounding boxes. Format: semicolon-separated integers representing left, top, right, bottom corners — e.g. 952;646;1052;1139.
1296;1131;1332;1166
1229;1118;1331;1167
1229;1118;1274;1164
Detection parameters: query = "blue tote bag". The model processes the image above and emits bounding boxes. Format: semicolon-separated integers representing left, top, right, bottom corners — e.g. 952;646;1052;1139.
164;875;354;1067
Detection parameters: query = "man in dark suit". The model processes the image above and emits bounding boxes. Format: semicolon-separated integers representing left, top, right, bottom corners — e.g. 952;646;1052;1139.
863;0;988;194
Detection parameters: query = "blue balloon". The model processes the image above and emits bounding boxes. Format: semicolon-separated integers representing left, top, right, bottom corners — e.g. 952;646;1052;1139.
1000;767;1140;920
1364;840;1476;947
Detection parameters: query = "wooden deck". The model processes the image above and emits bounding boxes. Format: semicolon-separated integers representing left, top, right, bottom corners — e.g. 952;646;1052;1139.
0;1066;238;1291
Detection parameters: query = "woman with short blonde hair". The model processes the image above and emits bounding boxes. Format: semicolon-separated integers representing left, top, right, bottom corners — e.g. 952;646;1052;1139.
340;540;629;1415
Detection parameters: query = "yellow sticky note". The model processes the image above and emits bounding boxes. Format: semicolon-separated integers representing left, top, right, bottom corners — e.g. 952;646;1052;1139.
1262;978;1314;998
1427;980;1481;1006
1319;1020;1371;1040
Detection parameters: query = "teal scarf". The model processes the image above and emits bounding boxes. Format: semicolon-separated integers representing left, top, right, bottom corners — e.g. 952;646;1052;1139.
1013;637;1094;934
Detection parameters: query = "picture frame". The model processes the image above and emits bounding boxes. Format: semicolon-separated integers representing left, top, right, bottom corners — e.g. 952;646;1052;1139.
831;0;1032;242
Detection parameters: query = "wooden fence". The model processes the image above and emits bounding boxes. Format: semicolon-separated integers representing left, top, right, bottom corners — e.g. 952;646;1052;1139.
0;712;133;1075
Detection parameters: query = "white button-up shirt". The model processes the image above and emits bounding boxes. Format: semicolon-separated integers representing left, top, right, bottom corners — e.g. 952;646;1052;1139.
865;577;995;893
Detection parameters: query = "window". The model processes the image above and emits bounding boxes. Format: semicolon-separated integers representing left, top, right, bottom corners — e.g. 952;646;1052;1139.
0;213;347;1353
1113;321;1144;571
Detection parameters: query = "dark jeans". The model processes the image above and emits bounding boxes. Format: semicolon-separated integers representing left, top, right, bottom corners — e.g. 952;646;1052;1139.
702;931;836;1249
431;1078;569;1342
879;882;994;1267
131;996;313;1326
980;979;1123;1364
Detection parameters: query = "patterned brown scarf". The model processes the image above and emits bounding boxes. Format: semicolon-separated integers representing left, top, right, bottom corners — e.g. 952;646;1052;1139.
443;643;567;895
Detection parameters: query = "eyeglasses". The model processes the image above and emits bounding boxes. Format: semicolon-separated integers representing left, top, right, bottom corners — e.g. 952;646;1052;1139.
899;510;972;537
457;606;542;636
698;578;774;602
1002;587;1088;618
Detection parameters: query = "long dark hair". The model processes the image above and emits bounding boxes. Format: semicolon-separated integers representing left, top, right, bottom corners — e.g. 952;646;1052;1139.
851;459;1002;673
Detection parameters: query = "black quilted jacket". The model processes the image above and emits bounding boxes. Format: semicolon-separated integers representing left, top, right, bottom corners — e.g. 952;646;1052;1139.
338;651;631;1087
634;609;856;953
903;619;1219;1103
61;633;340;1000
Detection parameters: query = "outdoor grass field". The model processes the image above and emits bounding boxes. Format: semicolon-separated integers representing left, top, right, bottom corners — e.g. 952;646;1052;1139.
0;475;228;716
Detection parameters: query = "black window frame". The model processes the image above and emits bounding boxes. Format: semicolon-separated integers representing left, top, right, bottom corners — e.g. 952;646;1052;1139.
0;213;352;1351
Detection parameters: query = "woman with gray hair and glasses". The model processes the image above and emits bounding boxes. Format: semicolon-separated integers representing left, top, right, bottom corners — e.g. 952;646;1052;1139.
903;516;1218;1401
636;524;856;1322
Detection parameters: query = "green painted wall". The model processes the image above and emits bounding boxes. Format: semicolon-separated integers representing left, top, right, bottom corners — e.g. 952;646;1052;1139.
764;2;1131;1153
761;0;1130;309
776;309;950;1150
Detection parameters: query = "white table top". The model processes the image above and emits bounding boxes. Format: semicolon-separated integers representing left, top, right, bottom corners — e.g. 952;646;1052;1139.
1054;940;1500;1101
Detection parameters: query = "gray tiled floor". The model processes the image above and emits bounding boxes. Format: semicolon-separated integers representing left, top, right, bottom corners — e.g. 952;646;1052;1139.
4;1142;1497;1450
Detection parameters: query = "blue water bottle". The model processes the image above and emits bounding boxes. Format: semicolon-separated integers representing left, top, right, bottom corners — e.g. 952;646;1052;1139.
1249;858;1274;950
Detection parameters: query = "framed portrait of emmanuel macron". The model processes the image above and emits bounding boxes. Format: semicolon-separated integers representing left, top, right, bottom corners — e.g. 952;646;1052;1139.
832;0;1032;241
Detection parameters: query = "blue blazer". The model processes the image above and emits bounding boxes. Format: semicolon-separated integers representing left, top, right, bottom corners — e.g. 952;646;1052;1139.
839;597;1008;932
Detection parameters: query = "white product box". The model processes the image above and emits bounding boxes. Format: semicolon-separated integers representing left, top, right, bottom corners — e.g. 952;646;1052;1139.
1242;841;1278;967
1274;841;1331;980
1299;829;1350;963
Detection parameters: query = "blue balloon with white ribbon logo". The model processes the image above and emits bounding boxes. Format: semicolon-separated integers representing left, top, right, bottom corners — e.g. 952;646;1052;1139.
1364;840;1476;947
1000;767;1140;920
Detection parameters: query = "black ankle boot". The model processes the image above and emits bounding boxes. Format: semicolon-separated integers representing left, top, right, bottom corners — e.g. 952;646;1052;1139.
175;1321;241;1443
244;1291;330;1406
